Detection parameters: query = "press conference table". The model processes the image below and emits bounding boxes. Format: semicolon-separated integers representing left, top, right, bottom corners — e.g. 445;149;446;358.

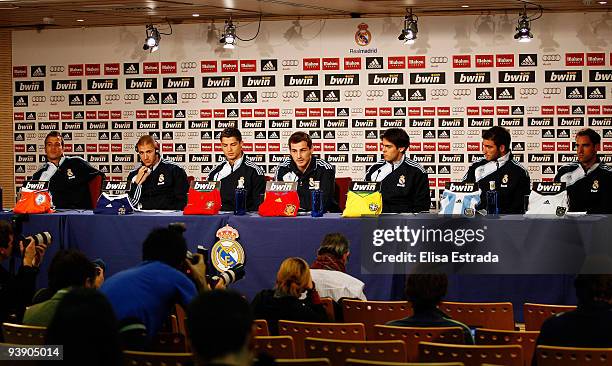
2;210;591;321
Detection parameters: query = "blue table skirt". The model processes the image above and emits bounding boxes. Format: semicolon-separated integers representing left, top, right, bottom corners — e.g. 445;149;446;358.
0;211;580;321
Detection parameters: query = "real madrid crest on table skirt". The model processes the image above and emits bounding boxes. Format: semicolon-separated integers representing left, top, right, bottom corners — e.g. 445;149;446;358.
211;224;245;273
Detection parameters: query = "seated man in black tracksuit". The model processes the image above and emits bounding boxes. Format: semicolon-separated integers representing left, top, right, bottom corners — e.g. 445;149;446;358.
364;128;430;213
208;127;266;211
127;135;189;210
462;126;530;214
31;131;104;209
554;128;612;213
274;132;339;213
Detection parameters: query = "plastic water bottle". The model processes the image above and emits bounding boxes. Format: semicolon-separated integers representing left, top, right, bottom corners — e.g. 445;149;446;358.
310;181;324;217
234;179;246;216
486;180;499;215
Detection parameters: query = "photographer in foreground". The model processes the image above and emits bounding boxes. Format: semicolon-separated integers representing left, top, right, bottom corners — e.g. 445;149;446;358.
100;224;213;349
0;220;49;331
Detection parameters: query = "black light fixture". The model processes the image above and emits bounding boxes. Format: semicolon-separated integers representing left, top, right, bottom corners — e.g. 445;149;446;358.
514;6;533;42
398;8;418;45
220;18;237;49
143;24;161;52
513;1;542;43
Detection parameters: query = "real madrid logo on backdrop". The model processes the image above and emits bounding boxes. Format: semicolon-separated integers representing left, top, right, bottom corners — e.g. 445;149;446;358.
355;23;371;46
211;225;245;273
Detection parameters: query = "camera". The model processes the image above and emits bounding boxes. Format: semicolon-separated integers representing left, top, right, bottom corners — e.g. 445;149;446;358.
210;263;246;287
9;214;52;257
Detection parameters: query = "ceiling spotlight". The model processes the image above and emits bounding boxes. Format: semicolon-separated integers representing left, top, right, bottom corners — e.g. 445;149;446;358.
513;2;542;43
220;18;236;49
398;8;418;45
514;6;533;42
143;24;161;52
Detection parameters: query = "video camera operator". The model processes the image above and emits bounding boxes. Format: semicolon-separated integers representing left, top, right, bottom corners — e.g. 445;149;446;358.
0;220;49;334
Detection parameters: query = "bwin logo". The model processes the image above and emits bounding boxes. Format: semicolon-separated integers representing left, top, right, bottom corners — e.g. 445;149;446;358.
448;183;475;192
536;183;562;192
352;182;377;191
194;182;217;191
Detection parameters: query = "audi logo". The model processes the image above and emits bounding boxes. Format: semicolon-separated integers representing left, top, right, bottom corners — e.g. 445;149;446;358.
201;92;218;100
366;90;384;97
282;60;299;67
122;94;138;101
431;89;448;97
543;88;561;95
32;96;46;103
124;132;135;138
542;54;561;62
176;132;186;138
50;96;65;103
337;131;350;138
38;112;48;118
282;91;299;99
520;88;538;95
181;93;198;100
261;92;278;99
526;130;540;136
526;143;540;148
430;56;449;64
527;106;539;112
49;66;65;73
513;130;526;136
351;107;363;114
281;109;293;115
36;133;47;139
453;89;471;96
452;106;465;113
344;90;362;98
180;62;197;70
123;111;135;117
105;94;121;101
187;110;199;116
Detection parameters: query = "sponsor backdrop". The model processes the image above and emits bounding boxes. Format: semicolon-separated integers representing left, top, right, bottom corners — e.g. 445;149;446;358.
12;13;612;209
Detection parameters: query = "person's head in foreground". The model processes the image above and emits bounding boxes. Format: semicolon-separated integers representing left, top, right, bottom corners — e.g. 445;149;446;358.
46;288;121;366
405;273;448;311
188;290;255;366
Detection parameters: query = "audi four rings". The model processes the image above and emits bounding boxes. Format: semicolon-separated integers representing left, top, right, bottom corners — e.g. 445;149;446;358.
282;60;299;67
32;96;46;103
180;62;197;70
201;92;218;99
430;56;449;63
50;66;65;73
344;90;362;98
542;54;561;62
452;106;465;112
543;88;562;95
431;89;449;97
106;94;121;101
181;93;198;100
50;96;65;103
282;91;299;98
261;92;278;98
520;88;538;95
453;89;471;96
366;90;384;97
